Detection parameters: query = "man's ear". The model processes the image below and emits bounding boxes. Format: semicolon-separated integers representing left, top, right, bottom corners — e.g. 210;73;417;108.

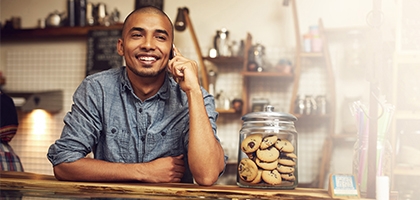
117;39;124;56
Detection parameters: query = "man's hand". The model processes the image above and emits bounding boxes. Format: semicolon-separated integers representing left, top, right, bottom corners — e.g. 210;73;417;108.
167;46;201;92
138;154;185;183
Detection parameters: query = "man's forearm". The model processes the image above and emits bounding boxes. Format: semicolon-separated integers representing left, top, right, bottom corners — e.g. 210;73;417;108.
53;158;139;182
54;155;186;183
186;89;225;186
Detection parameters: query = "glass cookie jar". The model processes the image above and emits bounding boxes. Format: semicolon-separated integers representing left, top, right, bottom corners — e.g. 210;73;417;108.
237;105;298;189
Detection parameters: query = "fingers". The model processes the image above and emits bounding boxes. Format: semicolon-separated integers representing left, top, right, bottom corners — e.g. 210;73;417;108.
168;46;183;78
171;155;185;182
169;59;185;83
145;155;186;183
168;46;199;88
170;46;185;77
173;154;185;169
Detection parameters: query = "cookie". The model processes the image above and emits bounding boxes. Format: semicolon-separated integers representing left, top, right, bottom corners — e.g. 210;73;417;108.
238;158;259;182
274;139;294;153
260;135;278;149
277;165;295;173
262;170;282;185
246;152;257;161
256;158;278;170
280;152;297;159
241;134;263;153
250;169;263;184
256;147;280;162
278;158;296;166
281;173;296;181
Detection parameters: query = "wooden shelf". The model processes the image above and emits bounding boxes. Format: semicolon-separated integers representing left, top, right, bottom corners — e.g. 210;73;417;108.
241;71;294;78
0;24;123;40
216;108;239;114
203;56;244;66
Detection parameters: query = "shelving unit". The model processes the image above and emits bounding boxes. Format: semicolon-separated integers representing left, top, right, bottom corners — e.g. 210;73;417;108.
390;0;420;197
390;53;420;190
240;33;294;115
0;24;123;40
203;38;248;115
207;0;337;187
204;32;294;116
208;1;337;187
287;0;336;188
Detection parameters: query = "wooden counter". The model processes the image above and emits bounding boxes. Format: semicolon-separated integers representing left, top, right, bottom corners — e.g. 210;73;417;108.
1;171;364;199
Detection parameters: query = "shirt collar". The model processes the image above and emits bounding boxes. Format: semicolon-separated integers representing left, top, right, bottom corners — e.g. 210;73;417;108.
120;67;131;91
120;67;171;101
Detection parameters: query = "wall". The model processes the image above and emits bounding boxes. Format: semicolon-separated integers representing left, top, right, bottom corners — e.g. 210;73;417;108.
0;0;398;187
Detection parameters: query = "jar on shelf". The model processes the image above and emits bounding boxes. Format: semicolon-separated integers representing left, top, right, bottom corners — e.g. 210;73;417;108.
294;95;305;115
315;95;327;115
237;105;298;189
304;95;316;115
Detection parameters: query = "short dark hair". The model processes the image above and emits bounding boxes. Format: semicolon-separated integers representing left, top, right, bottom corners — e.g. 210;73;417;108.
122;6;174;43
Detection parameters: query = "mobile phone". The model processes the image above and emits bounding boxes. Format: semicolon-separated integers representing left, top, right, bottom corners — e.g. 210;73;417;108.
169;49;174;60
169;44;176;60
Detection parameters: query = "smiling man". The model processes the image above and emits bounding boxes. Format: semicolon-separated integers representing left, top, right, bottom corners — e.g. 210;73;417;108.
47;6;226;186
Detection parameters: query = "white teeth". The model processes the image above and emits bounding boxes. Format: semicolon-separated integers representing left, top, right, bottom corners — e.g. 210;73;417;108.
139;56;156;61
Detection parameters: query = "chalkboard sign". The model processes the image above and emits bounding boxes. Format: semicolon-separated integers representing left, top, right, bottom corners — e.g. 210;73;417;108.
397;0;420;53
86;29;122;76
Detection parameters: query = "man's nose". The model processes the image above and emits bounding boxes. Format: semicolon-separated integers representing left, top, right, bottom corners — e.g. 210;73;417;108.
141;36;155;50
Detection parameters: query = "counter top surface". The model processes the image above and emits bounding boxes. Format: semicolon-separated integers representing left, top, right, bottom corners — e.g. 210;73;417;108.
1;171;361;199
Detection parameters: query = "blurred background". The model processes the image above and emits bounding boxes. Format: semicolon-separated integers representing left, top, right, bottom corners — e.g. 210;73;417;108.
1;0;419;199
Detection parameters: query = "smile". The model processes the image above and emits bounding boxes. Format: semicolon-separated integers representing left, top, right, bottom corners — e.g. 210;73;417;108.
137;56;157;61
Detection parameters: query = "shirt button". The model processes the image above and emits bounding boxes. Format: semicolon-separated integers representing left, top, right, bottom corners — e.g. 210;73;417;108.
138;108;143;113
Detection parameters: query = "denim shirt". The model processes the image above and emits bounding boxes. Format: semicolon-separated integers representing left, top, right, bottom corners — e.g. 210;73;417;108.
47;67;224;183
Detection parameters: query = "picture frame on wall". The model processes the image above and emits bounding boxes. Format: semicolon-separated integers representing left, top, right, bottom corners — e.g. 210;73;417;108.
135;0;164;10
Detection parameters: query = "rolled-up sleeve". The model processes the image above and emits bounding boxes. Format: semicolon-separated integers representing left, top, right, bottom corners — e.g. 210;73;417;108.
47;78;103;166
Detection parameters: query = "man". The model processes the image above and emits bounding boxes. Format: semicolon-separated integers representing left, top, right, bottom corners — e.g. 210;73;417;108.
0;90;24;172
47;6;226;186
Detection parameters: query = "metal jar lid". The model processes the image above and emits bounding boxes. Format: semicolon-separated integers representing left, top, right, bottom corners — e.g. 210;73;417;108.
241;105;297;122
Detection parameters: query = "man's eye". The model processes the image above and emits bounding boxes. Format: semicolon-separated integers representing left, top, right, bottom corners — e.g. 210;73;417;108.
156;35;167;41
132;33;142;38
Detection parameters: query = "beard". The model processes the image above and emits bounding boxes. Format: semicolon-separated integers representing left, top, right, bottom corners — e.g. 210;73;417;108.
127;64;167;78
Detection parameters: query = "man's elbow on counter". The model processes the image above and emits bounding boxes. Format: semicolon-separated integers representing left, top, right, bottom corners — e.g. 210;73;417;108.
195;175;219;186
53;165;70;181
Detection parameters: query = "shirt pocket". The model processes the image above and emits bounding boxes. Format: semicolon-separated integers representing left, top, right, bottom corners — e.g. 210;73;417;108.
156;121;188;157
100;125;130;162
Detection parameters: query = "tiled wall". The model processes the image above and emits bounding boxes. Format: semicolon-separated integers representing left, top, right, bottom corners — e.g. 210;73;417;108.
4;45;330;185
6;48;86;175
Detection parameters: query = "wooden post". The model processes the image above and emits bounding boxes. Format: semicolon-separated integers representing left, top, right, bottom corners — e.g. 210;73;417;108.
366;0;383;198
182;9;209;91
